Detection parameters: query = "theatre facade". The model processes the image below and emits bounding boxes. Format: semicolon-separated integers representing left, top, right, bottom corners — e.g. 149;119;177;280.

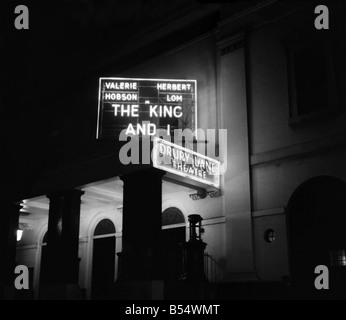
3;1;346;299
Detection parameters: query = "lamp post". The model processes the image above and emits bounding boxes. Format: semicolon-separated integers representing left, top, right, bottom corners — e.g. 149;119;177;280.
180;214;208;282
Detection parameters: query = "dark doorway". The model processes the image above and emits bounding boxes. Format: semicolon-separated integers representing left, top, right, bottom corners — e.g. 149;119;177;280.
162;227;186;281
91;219;116;300
287;176;346;299
161;207;186;281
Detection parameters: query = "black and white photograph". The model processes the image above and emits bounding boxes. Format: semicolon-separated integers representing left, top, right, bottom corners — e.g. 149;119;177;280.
1;0;346;306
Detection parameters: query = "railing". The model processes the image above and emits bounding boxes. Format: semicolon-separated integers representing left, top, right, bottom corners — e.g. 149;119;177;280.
204;252;226;283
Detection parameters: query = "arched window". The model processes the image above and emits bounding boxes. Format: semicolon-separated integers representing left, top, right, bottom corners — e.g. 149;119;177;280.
94;218;116;236
162;207;185;226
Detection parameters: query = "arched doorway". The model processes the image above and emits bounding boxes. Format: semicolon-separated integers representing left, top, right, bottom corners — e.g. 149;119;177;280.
287;176;346;299
161;207;186;282
91;218;116;299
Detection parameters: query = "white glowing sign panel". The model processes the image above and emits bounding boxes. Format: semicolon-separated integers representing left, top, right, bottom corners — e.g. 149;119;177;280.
152;137;220;188
97;78;197;140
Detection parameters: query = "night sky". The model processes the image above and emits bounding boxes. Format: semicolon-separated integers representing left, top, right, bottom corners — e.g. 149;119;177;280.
2;0;216;201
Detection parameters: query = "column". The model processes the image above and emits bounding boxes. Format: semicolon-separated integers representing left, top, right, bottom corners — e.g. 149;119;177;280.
217;32;256;280
40;189;84;299
118;168;165;299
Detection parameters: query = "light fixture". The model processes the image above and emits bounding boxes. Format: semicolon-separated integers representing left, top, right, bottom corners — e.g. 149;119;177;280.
17;222;31;241
189;189;221;200
17;229;23;241
189;189;207;200
207;189;222;198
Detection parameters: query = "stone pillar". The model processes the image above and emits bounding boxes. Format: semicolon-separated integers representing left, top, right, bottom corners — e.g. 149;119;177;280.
0;203;21;299
217;32;256;280
117;168;165;299
40;189;84;299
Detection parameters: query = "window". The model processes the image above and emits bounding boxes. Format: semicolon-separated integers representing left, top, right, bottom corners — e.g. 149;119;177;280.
329;250;346;267
162;207;185;226
94;218;115;236
285;34;338;124
264;229;276;243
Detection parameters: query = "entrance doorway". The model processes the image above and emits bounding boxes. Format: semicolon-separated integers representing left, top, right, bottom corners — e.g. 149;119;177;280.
161;207;186;281
287;176;346;299
91;219;116;299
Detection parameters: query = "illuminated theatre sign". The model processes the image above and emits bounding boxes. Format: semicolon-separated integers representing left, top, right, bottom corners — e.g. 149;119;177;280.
96;77;197;140
153;137;220;188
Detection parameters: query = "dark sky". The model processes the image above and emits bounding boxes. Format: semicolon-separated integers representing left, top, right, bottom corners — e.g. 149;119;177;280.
1;0;216;200
0;0;338;199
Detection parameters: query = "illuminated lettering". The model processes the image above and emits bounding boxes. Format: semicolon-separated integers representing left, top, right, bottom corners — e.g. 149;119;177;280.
199;158;205;169
104;93;138;101
157;83;192;91
164;106;172;117
125;123;135;135
105;82;137;90
193;156;216;174
150;105;158;117
98;78;199;144
112;104;139;117
121;105;131;116
153;137;221;187
149;105;182;118
206;161;215;174
166;146;172;157
112;104;121;115
131;105;139;117
119;130;226;186
174;106;182;117
160;144;190;163
125;122;156;135
167;95;183;102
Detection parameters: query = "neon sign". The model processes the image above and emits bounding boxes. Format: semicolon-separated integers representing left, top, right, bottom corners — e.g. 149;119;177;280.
152;137;220;188
97;78;197;140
